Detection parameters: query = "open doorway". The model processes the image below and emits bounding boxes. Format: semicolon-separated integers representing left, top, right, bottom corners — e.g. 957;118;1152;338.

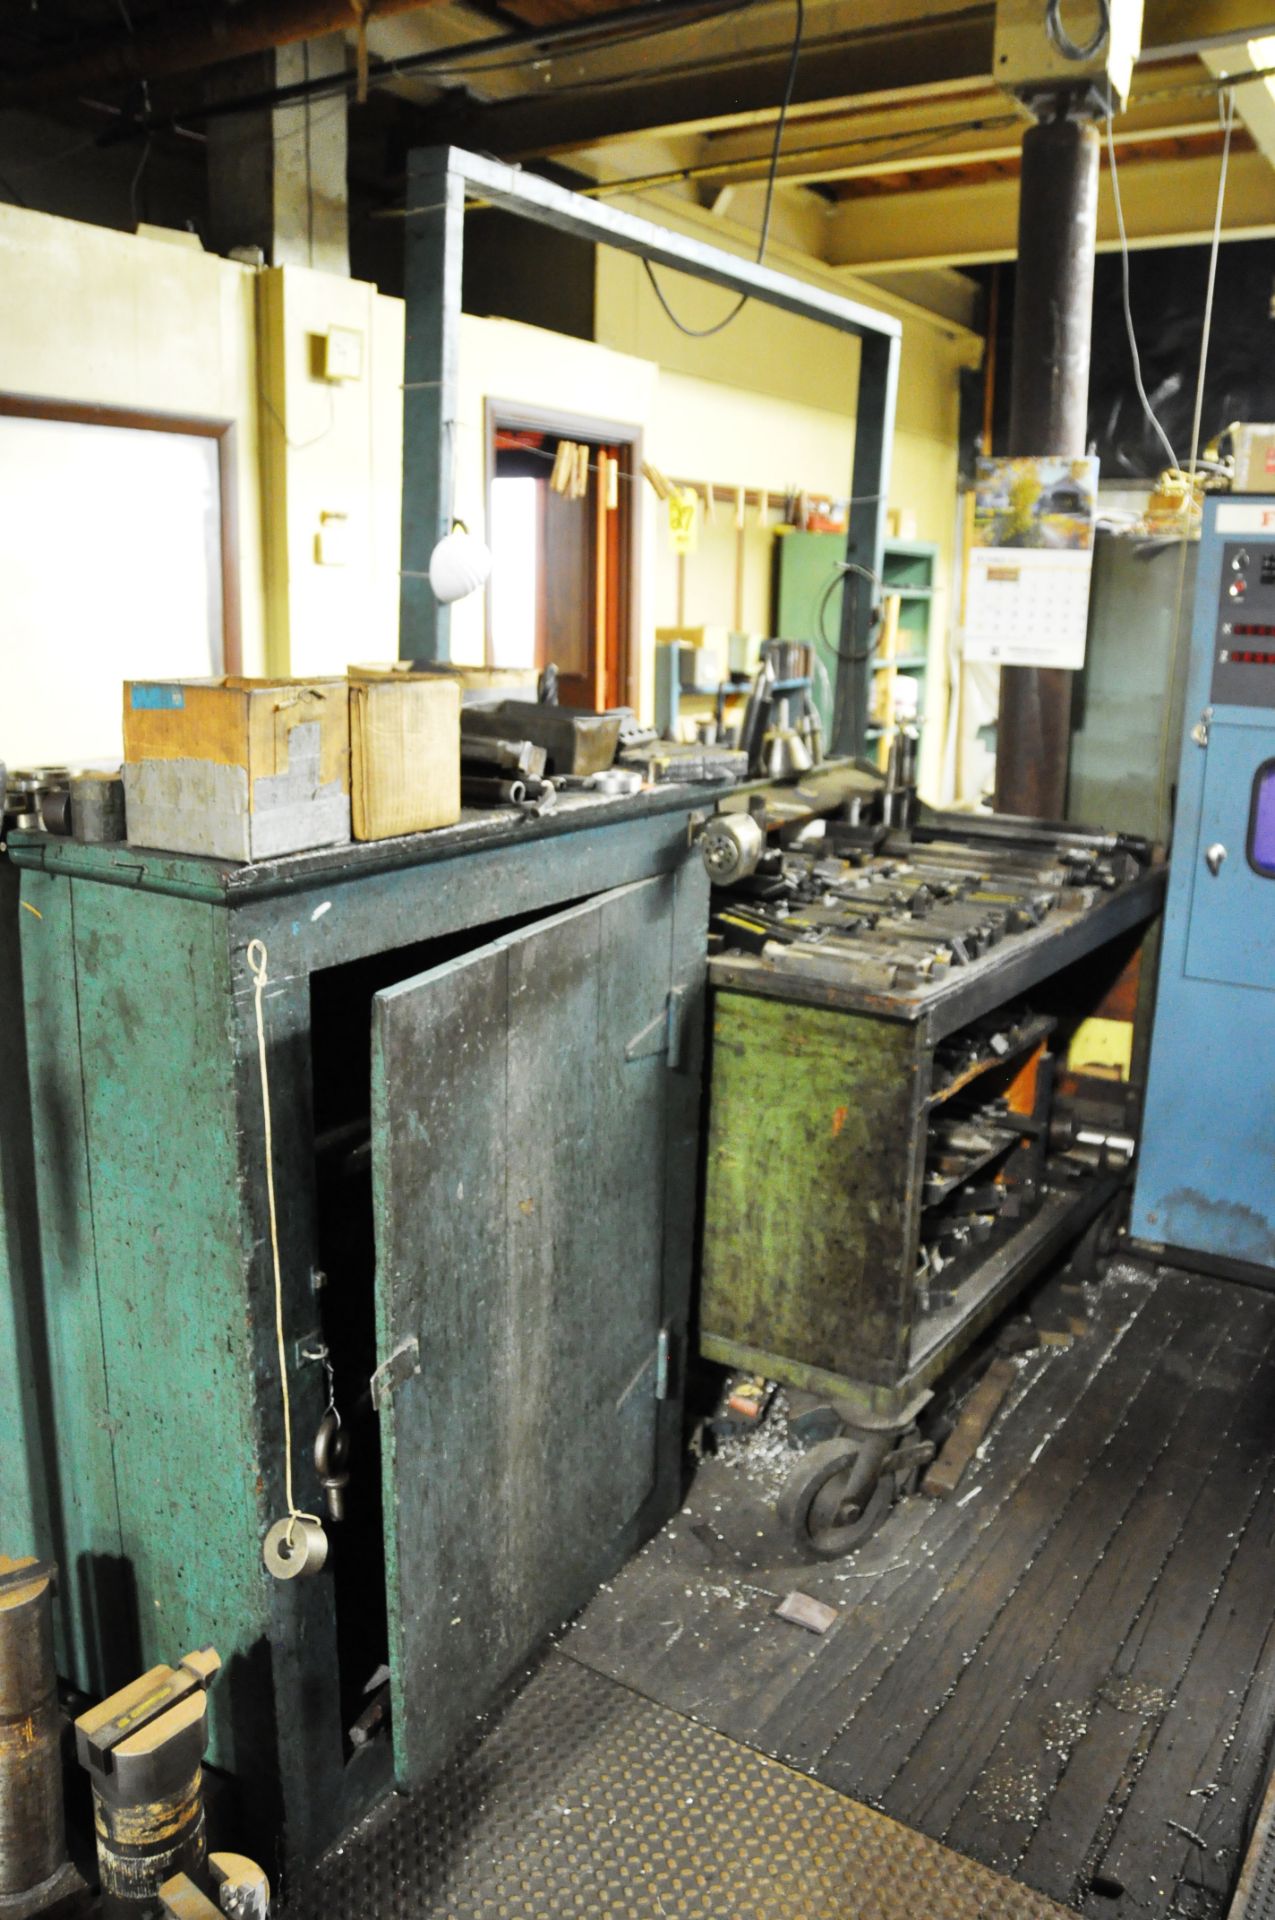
486;401;638;712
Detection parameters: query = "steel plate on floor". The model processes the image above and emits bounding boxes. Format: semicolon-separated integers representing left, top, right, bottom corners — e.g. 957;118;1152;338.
285;1654;1075;1918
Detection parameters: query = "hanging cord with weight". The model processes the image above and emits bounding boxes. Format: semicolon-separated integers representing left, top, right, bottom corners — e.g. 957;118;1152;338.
249;939;328;1579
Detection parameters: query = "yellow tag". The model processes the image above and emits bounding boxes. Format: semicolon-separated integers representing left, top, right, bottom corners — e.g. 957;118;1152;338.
668;487;699;555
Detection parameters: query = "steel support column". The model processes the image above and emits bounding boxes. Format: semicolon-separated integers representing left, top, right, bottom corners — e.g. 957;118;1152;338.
994;115;1099;818
401;150;466;663
837;327;901;757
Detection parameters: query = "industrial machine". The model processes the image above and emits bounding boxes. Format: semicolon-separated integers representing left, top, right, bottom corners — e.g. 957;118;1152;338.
1132;496;1275;1275
699;801;1163;1556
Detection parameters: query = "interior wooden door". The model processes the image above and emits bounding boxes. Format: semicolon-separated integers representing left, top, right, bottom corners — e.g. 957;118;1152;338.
370;876;681;1787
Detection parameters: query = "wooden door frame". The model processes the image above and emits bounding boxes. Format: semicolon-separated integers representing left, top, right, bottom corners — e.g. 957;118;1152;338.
485;396;642;713
0;390;243;674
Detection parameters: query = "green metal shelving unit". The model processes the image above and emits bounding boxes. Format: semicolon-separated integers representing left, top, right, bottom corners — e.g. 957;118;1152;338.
773;531;939;756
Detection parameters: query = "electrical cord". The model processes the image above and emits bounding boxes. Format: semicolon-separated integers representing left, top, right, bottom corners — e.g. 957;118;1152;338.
817;560;882;663
1045;0;1110;62
1105;114;1180;475
1186;87;1235;488
643;0;804;339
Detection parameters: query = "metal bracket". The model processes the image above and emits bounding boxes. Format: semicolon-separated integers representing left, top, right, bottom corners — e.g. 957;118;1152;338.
625;985;686;1070
371;1337;421;1412
1191;707;1213;748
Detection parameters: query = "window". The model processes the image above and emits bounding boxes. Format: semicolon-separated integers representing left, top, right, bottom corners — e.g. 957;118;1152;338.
0;403;236;766
488;475;539;669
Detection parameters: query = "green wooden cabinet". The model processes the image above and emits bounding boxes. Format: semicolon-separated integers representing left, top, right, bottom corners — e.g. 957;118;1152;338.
1;796;709;1872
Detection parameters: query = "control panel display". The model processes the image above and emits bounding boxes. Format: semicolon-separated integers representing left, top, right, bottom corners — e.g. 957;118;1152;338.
1211;541;1275;709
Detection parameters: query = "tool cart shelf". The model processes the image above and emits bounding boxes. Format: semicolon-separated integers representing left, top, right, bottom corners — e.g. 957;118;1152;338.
1;788;713;1874
700;830;1164;1559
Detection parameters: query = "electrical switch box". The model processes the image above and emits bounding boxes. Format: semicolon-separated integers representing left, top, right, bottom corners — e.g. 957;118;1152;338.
321;325;364;382
994;0;1144;116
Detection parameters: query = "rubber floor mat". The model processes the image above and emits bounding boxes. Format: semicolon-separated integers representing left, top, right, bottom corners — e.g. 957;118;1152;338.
285;1652;1076;1918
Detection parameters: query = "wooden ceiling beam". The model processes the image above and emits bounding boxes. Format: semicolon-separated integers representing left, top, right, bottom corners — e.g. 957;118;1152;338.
415;0;1275;159
823;144;1275;268
639;109;1224;195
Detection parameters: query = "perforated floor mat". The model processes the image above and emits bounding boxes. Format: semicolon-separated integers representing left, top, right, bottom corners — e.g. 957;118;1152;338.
285;1653;1075;1918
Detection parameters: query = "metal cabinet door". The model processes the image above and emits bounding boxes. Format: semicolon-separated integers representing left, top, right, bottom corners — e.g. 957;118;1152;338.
370;875;680;1787
1185;718;1275;990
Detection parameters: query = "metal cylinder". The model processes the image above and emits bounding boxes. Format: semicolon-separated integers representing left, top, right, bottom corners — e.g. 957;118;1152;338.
995;113;1100;822
71;772;126;844
0;1559;66;1901
93;1765;206;1919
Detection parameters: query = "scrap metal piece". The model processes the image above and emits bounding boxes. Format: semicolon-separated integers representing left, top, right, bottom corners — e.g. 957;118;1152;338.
209;1853;271;1920
774;1591;839;1635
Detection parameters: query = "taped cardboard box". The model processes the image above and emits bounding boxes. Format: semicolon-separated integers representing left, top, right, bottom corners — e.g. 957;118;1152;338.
347;671;460;840
123;677;350;861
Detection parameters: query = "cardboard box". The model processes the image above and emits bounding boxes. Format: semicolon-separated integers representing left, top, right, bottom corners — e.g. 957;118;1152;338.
349;661;538;702
1231;424;1275;493
123;676;350;861
348;674;460;841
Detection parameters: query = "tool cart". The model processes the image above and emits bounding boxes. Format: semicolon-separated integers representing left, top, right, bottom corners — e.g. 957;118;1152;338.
698;805;1164;1558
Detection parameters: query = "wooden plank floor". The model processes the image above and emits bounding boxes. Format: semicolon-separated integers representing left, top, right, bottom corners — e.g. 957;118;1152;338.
562;1264;1275;1918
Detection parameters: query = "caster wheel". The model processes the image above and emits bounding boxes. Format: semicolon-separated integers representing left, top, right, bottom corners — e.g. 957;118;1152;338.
777;1432;893;1560
1072;1190;1131;1285
887;1421;928;1497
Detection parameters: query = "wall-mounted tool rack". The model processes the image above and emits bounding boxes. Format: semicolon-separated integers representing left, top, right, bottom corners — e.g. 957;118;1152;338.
700;816;1164;1555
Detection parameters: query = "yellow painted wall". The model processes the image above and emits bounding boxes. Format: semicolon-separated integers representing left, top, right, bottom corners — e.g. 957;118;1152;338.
596;212;972;795
0;205;406;711
457;242;971;795
258;265;405;677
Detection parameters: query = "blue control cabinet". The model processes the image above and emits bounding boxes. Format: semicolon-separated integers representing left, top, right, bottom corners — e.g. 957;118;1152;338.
1133;497;1275;1273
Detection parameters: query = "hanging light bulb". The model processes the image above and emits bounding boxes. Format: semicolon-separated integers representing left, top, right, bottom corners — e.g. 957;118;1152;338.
429;519;493;604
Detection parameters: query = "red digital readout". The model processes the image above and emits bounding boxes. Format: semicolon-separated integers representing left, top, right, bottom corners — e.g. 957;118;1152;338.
1230;623;1275;636
1228;650;1275;665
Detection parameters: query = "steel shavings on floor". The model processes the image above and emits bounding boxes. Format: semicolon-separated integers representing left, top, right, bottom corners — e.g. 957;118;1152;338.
285;1652;1072;1920
564;1262;1275;1918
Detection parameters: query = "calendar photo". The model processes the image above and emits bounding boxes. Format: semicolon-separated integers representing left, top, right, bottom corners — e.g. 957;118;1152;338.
964;455;1099;670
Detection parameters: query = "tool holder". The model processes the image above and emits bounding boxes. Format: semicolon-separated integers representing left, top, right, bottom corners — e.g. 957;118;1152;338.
75;1649;221;1918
